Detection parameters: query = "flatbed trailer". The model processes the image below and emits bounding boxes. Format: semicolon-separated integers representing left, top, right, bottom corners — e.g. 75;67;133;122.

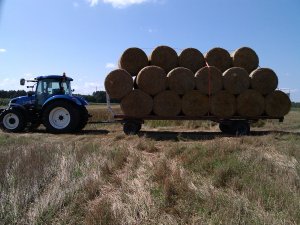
113;114;284;135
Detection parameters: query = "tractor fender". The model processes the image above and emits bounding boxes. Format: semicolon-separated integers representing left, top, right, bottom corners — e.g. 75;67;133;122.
42;96;86;113
5;104;28;119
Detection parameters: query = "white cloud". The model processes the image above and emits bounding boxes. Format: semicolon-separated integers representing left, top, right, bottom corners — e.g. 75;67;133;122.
86;0;100;7
105;63;117;69
86;0;158;8
0;48;6;53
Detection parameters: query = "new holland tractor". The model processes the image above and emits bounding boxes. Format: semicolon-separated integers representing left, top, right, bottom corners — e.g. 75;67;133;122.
0;74;89;133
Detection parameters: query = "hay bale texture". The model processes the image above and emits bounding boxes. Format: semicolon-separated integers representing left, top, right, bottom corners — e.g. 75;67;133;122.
250;68;278;95
119;47;149;76
211;90;236;118
237;90;264;117
136;66;167;96
179;48;206;73
182;90;209;116
195;66;223;95
153;90;181;116
265;90;291;117
105;69;133;100
232;47;259;73
205;47;232;72
223;67;250;95
167;67;195;95
120;90;153;117
150;46;178;73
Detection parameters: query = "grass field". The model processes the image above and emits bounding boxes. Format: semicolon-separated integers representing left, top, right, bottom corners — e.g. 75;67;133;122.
0;105;299;224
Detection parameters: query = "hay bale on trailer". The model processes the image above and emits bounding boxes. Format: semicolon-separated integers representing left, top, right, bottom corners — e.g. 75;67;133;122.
119;47;149;76
167;67;195;95
150;46;178;73
223;67;250;95
179;48;206;73
105;69;133;100
182;90;209;116
121;90;153;117
265;90;291;117
136;66;167;96
205;47;232;72
250;68;278;95
195;66;223;95
153;90;181;116
232;47;259;73
210;90;236;118
237;90;265;117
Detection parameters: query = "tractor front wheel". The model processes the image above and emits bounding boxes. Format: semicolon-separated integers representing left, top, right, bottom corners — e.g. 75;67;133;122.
43;101;80;133
0;108;26;132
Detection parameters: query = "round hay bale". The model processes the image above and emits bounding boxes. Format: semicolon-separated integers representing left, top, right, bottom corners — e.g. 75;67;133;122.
232;47;259;73
167;67;195;95
153;90;181;116
211;90;236;118
265;90;291;117
250;68;278;95
119;47;149;76
205;47;232;72
179;48;205;73
136;66;167;96
223;67;250;95
237;90;264;117
182;90;209;116
121;90;153;117
195;66;223;95
104;69;133;100
150;46;178;73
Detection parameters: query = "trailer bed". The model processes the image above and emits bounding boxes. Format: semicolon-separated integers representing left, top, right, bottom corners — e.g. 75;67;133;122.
113;114;284;135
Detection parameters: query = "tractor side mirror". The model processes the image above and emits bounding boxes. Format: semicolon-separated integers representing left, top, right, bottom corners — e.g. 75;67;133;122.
20;78;25;86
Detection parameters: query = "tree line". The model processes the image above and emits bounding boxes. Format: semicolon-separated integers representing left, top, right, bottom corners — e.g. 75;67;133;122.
0;90;119;103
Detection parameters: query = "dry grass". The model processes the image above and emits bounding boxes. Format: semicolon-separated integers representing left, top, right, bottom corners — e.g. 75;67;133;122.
0;106;299;224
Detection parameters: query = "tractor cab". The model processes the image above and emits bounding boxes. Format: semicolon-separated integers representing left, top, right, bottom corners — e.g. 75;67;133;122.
34;75;73;106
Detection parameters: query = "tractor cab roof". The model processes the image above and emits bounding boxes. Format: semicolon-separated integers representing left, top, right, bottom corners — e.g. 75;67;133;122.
35;75;73;81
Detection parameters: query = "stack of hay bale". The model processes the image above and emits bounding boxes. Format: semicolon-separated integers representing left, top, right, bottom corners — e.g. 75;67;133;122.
105;46;291;118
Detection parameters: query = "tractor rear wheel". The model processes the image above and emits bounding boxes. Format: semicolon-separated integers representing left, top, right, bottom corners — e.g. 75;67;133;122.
76;107;89;131
0;108;26;132
42;101;80;133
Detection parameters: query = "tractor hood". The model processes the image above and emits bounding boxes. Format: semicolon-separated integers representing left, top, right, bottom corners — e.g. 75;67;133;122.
9;95;34;106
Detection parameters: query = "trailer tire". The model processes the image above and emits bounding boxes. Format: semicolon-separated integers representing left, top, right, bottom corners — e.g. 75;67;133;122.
219;122;232;134
123;121;142;135
233;121;250;135
0;108;26;132
42;101;80;133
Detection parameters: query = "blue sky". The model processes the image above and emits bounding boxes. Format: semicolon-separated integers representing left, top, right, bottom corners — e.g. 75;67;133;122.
0;0;299;101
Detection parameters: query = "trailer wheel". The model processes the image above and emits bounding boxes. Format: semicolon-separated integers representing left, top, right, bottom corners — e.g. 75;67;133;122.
233;121;250;135
123;121;142;135
0;108;26;132
42;101;80;133
219;123;231;134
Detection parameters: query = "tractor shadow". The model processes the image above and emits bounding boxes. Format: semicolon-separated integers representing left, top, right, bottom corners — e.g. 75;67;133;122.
138;130;300;141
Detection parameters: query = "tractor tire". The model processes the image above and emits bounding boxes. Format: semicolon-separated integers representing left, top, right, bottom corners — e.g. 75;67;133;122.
42;101;80;133
0;108;26;132
76;107;89;132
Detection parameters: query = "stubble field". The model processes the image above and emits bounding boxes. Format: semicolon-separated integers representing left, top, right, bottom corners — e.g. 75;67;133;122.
0;104;299;225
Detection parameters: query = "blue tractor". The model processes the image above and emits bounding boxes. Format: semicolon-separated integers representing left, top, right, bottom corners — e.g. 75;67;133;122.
0;74;89;133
